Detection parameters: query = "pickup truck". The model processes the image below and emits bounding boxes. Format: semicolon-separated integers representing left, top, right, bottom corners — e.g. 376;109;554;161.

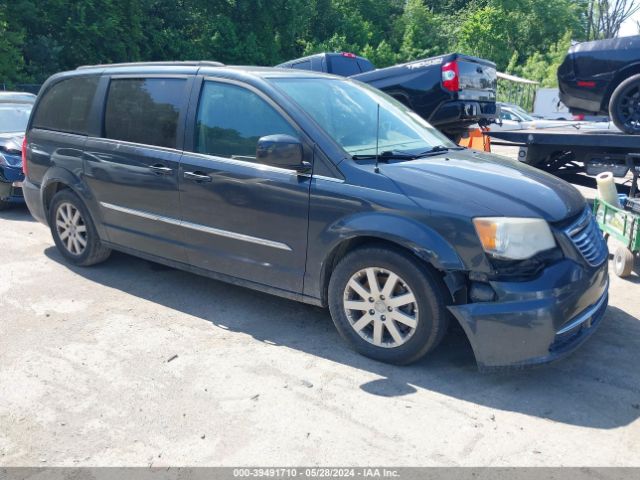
558;35;640;134
276;52;498;140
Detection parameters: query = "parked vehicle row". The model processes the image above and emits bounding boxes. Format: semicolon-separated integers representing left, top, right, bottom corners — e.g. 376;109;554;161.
0;92;35;209
21;62;609;369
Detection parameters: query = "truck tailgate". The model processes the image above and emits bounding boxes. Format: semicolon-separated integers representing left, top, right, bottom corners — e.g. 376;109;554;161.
457;58;496;102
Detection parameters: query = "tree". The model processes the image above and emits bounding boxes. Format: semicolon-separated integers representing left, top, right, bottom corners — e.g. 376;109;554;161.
456;5;516;70
0;3;25;86
399;0;448;61
456;0;584;71
586;0;640;39
514;31;573;87
0;0;592;86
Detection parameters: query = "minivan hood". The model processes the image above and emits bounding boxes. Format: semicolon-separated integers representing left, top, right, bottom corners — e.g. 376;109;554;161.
381;149;585;223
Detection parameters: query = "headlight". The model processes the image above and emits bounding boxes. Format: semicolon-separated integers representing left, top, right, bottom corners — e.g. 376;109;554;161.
473;217;556;260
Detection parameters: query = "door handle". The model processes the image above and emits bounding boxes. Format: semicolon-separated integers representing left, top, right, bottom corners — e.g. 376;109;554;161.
184;171;212;183
149;164;173;175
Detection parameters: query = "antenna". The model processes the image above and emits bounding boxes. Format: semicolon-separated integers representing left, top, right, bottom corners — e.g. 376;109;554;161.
374;103;380;173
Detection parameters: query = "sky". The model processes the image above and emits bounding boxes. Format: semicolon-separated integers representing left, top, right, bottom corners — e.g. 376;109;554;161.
618;4;640;36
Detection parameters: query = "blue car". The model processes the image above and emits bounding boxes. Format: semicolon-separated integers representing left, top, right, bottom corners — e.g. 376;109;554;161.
0;93;34;209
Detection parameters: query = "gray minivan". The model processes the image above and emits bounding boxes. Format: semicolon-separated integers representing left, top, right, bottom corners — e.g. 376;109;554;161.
22;62;609;369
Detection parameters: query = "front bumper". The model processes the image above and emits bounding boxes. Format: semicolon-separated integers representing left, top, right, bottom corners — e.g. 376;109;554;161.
449;259;609;370
0;165;25;204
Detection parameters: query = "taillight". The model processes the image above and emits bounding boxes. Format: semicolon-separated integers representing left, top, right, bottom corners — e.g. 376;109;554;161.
21;137;28;177
341;52;357;58
577;81;596;88
442;61;459;92
573;114;585;121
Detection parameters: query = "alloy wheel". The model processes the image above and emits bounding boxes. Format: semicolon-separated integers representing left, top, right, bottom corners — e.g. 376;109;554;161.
343;267;419;348
55;202;88;256
617;84;640;133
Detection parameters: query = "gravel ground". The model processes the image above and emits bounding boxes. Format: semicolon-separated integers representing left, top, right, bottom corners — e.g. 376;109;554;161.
0;156;639;466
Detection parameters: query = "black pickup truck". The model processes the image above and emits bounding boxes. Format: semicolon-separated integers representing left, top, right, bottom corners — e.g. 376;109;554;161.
276;52;497;140
558;35;640;134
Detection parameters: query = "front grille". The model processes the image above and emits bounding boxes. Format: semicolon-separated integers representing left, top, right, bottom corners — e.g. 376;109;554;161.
564;209;608;266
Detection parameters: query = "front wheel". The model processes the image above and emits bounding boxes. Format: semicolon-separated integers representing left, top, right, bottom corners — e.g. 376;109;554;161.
328;246;449;365
49;189;111;266
609;74;640;134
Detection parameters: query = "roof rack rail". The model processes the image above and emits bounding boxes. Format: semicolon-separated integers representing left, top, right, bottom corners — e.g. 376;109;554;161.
77;60;224;70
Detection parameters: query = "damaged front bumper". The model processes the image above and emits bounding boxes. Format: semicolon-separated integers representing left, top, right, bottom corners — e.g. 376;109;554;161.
448;259;609;370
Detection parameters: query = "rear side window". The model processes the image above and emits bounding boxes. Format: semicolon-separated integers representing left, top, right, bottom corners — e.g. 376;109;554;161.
329;56;361;76
104;78;186;149
32;76;98;134
194;81;297;161
357;59;375;73
292;61;312;70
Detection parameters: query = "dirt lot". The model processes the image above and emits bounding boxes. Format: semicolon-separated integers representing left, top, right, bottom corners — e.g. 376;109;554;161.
1;164;639;466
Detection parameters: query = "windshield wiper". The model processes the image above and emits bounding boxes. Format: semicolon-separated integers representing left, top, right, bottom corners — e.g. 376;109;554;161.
351;150;417;160
413;145;461;157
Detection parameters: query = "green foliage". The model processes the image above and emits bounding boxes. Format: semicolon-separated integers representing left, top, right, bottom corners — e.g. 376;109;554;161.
399;0;448;61
455;0;584;71
0;0;589;88
512;31;574;87
0;3;25;85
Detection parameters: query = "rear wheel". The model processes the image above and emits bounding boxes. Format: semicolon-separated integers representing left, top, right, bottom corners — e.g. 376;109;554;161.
609;74;640;134
49;189;111;266
328;246;449;365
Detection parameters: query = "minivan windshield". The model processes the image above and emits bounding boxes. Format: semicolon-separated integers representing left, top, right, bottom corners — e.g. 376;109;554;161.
0;103;31;133
270;78;456;158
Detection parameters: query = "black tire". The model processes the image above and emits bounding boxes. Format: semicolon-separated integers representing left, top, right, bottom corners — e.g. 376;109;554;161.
328;246;449;365
613;246;635;278
49;189;111;266
609;74;640;134
0;199;10;211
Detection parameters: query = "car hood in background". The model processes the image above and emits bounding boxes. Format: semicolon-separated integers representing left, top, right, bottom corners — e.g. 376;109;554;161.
0;132;25;153
381;149;585;223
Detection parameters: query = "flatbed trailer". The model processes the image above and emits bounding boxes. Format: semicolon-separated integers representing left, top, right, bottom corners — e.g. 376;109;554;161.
488;127;639;192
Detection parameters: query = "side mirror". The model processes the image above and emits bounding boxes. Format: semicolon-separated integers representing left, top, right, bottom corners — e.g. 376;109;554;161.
256;134;308;171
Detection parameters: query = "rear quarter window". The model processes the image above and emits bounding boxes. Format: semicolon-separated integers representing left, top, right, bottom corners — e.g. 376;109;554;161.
31;76;99;134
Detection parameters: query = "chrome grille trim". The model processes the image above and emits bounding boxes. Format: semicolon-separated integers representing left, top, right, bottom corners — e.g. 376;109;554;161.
564;208;608;266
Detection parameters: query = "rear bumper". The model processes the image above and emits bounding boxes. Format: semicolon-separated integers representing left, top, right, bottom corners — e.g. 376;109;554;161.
22;178;47;224
449;259;609;370
558;84;605;115
430;100;498;130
